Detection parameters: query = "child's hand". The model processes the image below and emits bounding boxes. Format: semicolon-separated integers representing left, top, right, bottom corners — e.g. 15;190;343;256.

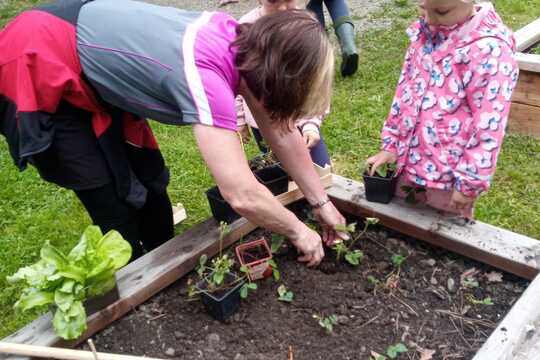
449;190;475;218
302;130;320;149
237;125;251;144
366;151;397;176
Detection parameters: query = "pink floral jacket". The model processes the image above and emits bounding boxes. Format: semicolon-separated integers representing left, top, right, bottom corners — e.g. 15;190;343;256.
381;3;519;197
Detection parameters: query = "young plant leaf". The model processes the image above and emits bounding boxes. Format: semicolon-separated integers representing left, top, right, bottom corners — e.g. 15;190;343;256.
345;250;364;266
387;343;408;359
270;234;285;253
391;254;406;268
277;284;294;302
365;218;379;226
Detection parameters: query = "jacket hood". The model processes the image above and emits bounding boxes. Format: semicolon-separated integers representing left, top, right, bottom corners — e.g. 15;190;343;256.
407;2;516;61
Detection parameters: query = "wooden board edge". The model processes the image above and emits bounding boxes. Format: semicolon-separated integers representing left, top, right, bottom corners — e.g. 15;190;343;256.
515;18;540;52
327;175;540;280
517;52;540;73
473;274;540;360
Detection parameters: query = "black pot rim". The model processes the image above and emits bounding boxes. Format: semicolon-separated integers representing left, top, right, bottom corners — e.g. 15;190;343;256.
195;273;245;302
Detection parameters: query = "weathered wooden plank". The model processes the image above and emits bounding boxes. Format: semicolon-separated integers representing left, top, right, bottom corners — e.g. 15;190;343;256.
327;175;540;279
509;101;540;138
1;174;332;359
516;52;540;73
473;274;540;360
515;18;540;52
512;70;540;108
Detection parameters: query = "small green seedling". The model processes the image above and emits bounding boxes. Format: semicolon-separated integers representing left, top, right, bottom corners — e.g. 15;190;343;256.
268;259;281;281
277;284;294;303
391;254;406;268
239;282;257;299
367;275;380;285
467;295;494;306
313;314;338;334
332;218;379;266
386;343;408;359
239;265;258;299
270;233;285;254
364;163;396;178
400;185;426;204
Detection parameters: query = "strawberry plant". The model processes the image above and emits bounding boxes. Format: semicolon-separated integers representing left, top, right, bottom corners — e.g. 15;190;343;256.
333;218;379;266
277;284;294;303
400;185;426;204
7;226;132;340
313;314;338;334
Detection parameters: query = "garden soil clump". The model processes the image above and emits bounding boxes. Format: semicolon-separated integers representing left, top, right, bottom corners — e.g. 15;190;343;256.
85;203;528;360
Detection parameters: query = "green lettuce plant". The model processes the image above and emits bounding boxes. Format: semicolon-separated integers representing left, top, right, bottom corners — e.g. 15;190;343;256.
7;226;132;340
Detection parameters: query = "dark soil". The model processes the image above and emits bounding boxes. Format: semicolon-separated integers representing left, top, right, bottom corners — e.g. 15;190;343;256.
84;204;528;360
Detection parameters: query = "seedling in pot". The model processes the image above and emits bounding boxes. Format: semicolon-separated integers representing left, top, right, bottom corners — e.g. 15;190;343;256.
277;284;294;303
191;222;253;321
332;218;379;266
235;238;273;281
362;162;398;204
313;314;338;334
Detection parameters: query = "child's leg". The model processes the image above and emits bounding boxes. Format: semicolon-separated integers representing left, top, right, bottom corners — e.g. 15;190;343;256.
251;127;269;153
324;0;358;76
306;0;326;27
424;189;474;219
309;134;332;167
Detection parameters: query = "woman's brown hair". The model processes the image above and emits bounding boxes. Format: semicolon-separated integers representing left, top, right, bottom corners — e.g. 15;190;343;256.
233;9;334;128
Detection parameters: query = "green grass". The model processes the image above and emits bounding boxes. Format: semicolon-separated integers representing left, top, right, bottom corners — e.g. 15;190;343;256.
0;0;538;338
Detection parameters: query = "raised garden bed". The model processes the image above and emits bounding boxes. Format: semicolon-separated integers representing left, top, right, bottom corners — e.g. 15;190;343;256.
510;18;540;138
83;211;528;360
2;176;540;360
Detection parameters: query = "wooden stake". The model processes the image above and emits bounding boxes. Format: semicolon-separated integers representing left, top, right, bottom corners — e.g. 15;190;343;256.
0;342;165;360
86;340;98;360
288;345;294;360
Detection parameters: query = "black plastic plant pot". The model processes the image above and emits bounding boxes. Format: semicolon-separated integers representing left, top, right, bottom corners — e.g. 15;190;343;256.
196;273;245;322
206;186;241;224
254;164;289;195
362;171;398;204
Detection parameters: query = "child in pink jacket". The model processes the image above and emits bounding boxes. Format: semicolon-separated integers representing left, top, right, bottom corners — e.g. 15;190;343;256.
236;0;332;167
367;0;518;218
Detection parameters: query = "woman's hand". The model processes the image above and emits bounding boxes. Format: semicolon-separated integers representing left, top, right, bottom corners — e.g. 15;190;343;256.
313;201;349;246
449;190;475;218
365;151;397;176
302;130;320;149
289;224;325;267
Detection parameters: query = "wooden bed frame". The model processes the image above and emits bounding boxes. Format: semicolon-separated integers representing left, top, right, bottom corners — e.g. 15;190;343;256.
510;18;540;138
2;173;539;360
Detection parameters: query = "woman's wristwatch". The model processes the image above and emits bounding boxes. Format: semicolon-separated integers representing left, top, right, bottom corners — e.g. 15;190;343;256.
310;195;331;209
